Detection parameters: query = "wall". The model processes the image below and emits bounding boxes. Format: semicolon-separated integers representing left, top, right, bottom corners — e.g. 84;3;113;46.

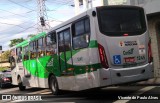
148;16;160;77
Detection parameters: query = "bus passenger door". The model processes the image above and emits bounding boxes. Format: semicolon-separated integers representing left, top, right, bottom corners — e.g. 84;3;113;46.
16;47;25;82
22;46;31;84
58;28;75;90
10;49;17;85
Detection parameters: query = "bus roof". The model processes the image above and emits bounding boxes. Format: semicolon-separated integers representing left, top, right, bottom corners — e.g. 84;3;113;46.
30;32;46;42
16;40;28;48
12;32;46;49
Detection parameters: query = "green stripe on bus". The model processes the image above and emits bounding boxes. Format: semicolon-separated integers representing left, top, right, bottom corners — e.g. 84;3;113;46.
22;40;99;78
89;40;98;48
23;55;102;78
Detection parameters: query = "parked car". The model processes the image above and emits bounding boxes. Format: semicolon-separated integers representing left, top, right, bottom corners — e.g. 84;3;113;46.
0;70;12;88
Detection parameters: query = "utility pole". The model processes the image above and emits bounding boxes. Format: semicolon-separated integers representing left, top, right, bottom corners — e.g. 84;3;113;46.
74;0;108;15
74;0;80;15
83;0;88;10
37;0;50;33
101;0;108;6
74;0;90;15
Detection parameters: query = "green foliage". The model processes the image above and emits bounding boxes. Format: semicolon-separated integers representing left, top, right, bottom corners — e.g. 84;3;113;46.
1;50;10;62
0;67;8;71
9;38;24;47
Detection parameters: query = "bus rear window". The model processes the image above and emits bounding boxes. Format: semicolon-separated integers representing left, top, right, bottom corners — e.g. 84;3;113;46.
97;7;146;36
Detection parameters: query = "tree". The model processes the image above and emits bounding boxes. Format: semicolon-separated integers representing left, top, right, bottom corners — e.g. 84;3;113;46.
9;38;24;47
1;50;10;62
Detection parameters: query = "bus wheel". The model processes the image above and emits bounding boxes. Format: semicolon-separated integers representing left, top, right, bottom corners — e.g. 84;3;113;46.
49;75;59;95
18;77;26;91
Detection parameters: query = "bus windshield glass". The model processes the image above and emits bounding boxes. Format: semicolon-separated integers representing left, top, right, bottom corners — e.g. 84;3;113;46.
97;7;146;36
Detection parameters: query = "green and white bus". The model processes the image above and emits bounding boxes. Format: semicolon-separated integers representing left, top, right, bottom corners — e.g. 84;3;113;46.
10;5;153;95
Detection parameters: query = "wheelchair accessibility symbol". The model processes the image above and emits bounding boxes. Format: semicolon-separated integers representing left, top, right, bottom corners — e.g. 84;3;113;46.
113;55;121;64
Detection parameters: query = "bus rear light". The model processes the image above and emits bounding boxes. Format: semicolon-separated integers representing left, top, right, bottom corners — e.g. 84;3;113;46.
123;33;128;36
98;44;109;69
148;39;153;63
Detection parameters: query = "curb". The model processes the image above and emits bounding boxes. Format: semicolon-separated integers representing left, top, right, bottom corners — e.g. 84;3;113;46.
136;78;160;86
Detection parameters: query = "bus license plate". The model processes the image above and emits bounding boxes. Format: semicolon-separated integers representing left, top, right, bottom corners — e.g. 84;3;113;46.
123;57;137;68
124;57;135;63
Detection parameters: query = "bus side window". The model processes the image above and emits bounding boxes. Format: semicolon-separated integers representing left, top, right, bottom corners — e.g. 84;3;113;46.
16;47;22;62
9;49;16;70
23;46;29;61
38;38;45;57
30;42;33;59
58;32;64;52
30;41;37;59
58;29;71;53
46;32;57;55
72;17;90;49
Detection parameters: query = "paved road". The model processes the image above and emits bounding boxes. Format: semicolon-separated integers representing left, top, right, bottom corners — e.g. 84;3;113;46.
0;86;160;103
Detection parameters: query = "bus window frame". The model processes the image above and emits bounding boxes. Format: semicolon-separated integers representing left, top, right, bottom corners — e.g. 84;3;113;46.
46;31;57;56
29;41;37;59
71;16;91;50
9;48;16;69
57;28;71;53
96;6;147;36
16;47;22;63
37;37;46;57
23;46;29;61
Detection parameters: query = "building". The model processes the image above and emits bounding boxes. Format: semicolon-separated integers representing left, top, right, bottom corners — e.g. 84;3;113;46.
126;0;160;78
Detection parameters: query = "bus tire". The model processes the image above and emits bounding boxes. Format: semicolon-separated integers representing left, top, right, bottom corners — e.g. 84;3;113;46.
49;75;60;95
18;76;26;91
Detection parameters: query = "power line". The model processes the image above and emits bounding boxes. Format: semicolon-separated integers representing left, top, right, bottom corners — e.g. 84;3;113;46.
46;0;74;5
46;0;73;12
45;0;73;23
0;22;25;29
16;23;37;34
0;9;35;19
0;18;37;31
7;0;35;11
20;10;35;14
47;16;63;22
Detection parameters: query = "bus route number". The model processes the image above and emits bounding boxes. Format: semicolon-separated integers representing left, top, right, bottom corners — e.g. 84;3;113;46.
137;55;145;61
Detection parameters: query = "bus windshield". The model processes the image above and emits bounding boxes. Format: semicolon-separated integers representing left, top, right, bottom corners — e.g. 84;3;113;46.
97;7;147;36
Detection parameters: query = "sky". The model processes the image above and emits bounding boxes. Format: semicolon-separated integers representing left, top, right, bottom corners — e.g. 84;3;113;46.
0;0;127;51
0;0;75;51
